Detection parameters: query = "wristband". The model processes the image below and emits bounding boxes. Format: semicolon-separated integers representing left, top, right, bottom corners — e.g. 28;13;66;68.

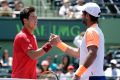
56;42;68;52
75;65;87;77
42;42;52;53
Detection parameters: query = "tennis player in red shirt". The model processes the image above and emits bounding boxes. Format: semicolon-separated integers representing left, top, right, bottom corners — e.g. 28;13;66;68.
12;7;52;79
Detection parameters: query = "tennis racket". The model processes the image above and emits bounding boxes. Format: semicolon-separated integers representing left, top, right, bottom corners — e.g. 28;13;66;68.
38;71;59;80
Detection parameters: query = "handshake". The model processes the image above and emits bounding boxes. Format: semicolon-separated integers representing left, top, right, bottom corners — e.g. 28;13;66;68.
42;34;80;80
49;33;62;46
41;33;62;53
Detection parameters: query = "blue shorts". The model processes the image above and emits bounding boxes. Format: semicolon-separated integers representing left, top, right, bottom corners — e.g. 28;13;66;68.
89;76;106;80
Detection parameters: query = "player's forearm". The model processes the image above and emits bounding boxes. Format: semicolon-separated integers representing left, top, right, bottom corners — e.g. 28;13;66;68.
65;47;80;58
83;49;97;68
75;45;98;77
28;42;52;59
28;48;46;59
57;42;80;58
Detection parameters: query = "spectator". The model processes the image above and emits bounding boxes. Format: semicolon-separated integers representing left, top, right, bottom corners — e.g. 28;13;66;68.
73;0;85;19
104;51;113;64
50;63;58;72
59;72;67;80
59;55;70;74
8;0;22;8
0;45;2;50
104;50;113;70
0;62;2;68
0;49;12;68
45;55;58;71
13;1;24;18
66;65;75;80
105;59;120;80
0;0;13;17
40;60;50;73
59;0;74;19
46;55;59;72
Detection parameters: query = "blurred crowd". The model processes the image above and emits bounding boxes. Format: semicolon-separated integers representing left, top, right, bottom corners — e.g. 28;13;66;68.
0;0;104;19
58;0;104;19
0;0;84;19
0;0;119;19
37;55;75;80
0;0;24;18
59;0;85;19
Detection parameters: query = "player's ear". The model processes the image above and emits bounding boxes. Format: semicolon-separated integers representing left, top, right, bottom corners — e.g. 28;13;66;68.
86;14;91;21
23;18;28;24
86;14;89;18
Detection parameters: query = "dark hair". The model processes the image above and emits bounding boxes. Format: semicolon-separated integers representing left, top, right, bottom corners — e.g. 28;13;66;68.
20;6;35;25
62;55;70;73
40;64;49;73
15;1;24;7
83;11;99;22
2;49;9;61
89;14;99;22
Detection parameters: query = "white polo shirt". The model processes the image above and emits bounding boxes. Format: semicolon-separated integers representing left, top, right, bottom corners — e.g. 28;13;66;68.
79;24;105;80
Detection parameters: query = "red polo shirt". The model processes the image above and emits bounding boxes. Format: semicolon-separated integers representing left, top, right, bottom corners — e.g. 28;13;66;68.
12;27;38;79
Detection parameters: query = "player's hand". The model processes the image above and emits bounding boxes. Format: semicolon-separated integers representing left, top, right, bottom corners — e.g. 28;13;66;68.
72;74;80;80
49;33;62;46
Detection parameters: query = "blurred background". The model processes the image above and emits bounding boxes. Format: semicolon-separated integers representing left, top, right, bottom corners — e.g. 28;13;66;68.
0;0;120;80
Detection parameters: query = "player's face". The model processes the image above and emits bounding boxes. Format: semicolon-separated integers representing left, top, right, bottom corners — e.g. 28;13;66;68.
63;57;68;64
64;2;70;8
82;12;87;25
28;12;37;30
42;65;49;70
82;11;88;26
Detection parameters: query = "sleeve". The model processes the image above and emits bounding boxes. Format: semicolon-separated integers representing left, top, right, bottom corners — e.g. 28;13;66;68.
19;37;34;53
86;30;99;48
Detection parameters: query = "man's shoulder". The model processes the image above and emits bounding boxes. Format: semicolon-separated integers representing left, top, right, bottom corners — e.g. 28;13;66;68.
15;31;27;40
86;27;97;33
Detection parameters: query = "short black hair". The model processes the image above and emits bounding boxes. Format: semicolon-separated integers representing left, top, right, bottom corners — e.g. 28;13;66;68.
89;14;99;22
20;6;35;25
83;11;99;22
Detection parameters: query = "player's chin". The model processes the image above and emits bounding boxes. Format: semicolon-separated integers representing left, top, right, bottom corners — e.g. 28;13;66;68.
33;26;37;30
30;25;37;30
82;19;87;26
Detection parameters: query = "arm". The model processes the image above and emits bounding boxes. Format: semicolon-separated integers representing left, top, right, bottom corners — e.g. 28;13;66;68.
73;45;98;80
66;47;80;58
27;48;45;60
27;42;52;60
49;34;80;58
74;30;99;79
20;37;52;60
83;45;97;68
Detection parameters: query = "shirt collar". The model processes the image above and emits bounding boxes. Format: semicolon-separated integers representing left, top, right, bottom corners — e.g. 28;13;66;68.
90;23;98;28
22;27;33;37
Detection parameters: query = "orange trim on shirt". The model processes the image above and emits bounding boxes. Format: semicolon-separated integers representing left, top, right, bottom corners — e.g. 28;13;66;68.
86;30;99;47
